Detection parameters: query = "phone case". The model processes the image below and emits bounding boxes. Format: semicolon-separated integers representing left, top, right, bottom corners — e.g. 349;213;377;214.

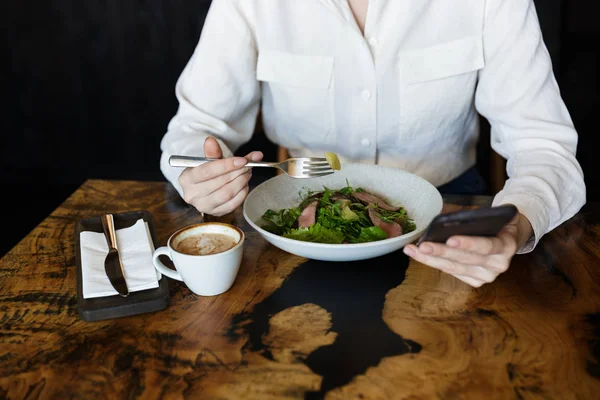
417;204;518;244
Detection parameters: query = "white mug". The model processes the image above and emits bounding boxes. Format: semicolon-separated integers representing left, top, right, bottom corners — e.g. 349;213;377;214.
152;222;244;296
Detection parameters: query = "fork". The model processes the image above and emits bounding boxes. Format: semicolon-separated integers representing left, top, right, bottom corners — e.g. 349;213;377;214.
168;155;335;178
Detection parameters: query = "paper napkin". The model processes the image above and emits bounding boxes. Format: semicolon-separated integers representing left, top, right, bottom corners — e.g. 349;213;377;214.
80;219;161;299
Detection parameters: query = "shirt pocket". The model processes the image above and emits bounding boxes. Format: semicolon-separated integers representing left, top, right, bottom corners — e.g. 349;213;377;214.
257;50;335;145
398;35;484;119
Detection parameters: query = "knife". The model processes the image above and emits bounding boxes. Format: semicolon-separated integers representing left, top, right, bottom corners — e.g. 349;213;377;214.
100;214;129;297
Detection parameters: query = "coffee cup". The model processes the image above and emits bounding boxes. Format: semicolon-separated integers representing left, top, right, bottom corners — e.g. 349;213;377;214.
152;222;244;296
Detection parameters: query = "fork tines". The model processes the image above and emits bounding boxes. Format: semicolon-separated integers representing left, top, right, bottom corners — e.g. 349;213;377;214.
302;158;334;177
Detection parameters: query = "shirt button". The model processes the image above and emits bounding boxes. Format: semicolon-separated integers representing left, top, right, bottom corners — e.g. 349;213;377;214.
368;37;378;46
361;138;371;147
361;90;372;100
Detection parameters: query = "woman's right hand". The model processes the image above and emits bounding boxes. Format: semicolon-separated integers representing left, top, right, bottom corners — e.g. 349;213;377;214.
178;137;263;216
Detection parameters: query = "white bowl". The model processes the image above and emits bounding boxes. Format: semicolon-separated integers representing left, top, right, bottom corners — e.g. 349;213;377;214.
243;163;443;262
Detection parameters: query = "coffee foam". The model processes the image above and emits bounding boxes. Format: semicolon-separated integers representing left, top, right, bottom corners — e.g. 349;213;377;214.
172;223;241;251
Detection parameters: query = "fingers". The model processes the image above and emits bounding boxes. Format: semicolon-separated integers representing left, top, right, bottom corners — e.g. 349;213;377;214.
446;215;521;257
204;136;223;159
211;185;250;216
453;275;485;288
176;139;260;217
416;242;510;273
180;139;262;186
179;156;249;185
245;151;263;162
203;137;263;163
417;242;488;266
186;170;252;215
205;169;252;209
446;235;506;255
403;242;508;287
177;136;262;216
405;244;476;277
192;167;250;199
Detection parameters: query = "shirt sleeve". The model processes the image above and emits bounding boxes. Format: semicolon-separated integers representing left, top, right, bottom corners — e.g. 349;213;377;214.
475;0;586;253
159;0;261;198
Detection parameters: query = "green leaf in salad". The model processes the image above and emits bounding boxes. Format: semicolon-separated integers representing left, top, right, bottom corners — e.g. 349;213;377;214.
261;207;301;235
351;226;388;243
340;204;359;221
260;181;416;244
283;223;345;244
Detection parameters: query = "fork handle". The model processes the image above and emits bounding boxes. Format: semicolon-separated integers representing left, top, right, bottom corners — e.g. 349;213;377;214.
169;155;276;168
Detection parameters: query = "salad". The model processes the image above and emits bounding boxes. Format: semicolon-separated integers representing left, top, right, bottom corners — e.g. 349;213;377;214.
260;182;416;244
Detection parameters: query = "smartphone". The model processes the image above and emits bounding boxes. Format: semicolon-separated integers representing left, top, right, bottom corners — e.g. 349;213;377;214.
416;204;518;245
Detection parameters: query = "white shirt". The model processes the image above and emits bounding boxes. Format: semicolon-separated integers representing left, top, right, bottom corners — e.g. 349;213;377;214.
160;0;586;252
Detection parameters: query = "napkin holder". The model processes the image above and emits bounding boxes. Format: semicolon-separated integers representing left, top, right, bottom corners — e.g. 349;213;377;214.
74;210;170;322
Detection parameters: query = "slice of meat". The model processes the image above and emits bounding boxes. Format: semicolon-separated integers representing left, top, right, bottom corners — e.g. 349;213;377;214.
330;194;350;202
354;191;399;211
297;201;318;228
299;192;324;209
306;192;324;201
368;209;403;238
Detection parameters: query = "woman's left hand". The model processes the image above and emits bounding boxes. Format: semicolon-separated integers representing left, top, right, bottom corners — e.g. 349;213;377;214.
403;212;533;287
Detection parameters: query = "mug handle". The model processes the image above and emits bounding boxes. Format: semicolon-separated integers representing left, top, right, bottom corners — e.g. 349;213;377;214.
152;246;183;281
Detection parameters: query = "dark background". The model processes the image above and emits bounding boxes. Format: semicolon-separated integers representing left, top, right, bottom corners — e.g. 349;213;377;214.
2;0;598;257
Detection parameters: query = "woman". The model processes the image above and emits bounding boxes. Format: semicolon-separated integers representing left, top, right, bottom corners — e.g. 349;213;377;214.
159;0;586;287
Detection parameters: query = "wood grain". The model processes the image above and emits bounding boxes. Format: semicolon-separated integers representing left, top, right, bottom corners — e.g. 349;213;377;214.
1;179;599;399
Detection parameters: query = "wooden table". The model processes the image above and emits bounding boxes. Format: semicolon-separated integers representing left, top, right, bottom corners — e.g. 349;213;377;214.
1;179;599;399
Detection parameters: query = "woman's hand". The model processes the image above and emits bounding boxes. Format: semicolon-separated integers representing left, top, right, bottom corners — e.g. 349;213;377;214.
178;137;263;216
403;212;533;287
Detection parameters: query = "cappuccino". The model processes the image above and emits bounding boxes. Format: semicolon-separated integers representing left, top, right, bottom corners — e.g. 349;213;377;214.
176;233;238;256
